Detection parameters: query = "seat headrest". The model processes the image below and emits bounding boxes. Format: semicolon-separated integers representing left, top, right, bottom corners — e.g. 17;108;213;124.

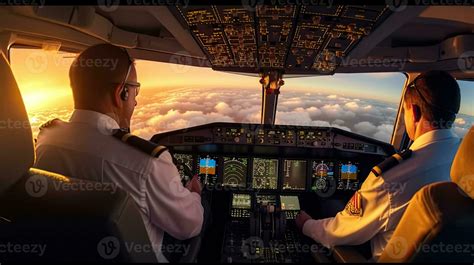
451;126;474;199
0;52;34;194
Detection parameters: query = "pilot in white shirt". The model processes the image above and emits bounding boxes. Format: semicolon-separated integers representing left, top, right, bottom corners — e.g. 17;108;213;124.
296;70;462;260
34;44;204;262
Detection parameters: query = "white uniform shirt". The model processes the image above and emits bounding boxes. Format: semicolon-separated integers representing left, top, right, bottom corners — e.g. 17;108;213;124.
302;129;460;260
34;109;204;262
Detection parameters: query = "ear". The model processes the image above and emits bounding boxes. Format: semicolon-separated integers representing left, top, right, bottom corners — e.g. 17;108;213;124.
412;104;422;123
112;84;123;107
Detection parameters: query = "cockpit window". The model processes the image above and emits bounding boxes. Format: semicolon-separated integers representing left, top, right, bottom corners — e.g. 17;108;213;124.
10;47;471;143
276;73;406;143
9;47;405;142
10;47;75;136
455;80;474;139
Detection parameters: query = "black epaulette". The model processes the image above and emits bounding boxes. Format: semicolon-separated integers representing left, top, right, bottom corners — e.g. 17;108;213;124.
113;129;168;158
371;149;413;177
39;118;62;131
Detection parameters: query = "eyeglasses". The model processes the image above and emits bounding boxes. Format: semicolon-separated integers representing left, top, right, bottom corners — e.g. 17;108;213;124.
124;81;141;96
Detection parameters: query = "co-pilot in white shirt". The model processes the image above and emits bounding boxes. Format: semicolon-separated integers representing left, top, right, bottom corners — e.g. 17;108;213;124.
34;109;204;263
302;129;461;260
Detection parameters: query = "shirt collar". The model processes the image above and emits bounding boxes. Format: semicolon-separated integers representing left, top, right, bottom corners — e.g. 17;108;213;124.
409;129;459;151
69;109;120;135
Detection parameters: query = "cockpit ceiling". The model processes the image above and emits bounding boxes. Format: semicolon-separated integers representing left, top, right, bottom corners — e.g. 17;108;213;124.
171;5;392;75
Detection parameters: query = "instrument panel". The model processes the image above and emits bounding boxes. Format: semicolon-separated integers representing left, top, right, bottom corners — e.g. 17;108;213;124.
151;122;394;263
152;122;394;195
171;154;362;194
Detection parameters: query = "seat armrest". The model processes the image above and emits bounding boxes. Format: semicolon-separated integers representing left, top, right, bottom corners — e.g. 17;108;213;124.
332;246;368;263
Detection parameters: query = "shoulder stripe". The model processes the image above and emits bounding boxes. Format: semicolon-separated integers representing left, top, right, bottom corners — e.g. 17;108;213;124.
151;145;167;157
392;153;403;162
121;133;133;142
372;149;413;177
112;129;168;159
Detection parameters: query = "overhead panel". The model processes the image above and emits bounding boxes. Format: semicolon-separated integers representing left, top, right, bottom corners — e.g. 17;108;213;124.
173;5;391;75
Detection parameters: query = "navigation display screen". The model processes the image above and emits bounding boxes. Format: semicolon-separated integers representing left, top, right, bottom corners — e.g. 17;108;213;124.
280;195;300;211
173;153;193;181
223;157;248;188
283;160;306;190
232;194;251;209
252;158;278;190
256;194;277;206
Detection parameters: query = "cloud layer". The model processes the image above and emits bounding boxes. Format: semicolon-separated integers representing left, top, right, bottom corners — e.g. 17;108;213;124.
28;87;473;144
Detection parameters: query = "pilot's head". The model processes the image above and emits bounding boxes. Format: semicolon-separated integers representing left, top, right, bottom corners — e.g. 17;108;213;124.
403;70;460;140
69;43;139;129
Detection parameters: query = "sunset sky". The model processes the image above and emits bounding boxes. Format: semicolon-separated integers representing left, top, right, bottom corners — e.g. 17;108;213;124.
9;47;474;141
10;48;407;107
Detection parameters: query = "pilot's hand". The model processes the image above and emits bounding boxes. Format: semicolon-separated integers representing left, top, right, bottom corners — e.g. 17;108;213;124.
185;175;202;196
295;210;312;232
